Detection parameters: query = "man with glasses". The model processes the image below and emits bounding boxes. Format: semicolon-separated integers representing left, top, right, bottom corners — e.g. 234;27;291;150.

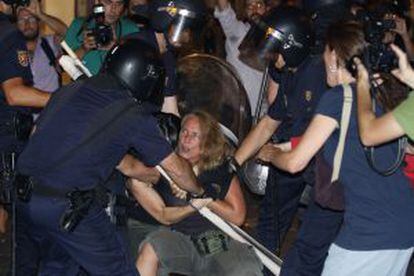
16;0;67;93
65;0;139;75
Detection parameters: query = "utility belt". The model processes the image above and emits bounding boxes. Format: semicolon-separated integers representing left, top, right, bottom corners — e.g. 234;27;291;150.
15;174;109;232
191;229;230;256
0;111;34;141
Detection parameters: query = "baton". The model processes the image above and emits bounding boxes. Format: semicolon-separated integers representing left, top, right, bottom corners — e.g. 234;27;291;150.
155;165;282;275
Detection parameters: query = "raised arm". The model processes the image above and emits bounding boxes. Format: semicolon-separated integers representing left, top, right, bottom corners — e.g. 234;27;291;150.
23;0;68;37
355;55;406;146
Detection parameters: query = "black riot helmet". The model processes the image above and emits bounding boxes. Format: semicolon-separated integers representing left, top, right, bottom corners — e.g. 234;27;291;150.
149;0;206;46
302;0;346;14
239;6;313;70
103;39;165;104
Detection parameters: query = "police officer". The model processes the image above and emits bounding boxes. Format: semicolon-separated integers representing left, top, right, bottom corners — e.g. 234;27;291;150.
16;40;208;275
0;1;53;272
234;5;326;274
236;3;349;276
128;0;206;116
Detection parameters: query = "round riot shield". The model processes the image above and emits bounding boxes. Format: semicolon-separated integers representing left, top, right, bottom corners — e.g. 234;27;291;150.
176;54;252;142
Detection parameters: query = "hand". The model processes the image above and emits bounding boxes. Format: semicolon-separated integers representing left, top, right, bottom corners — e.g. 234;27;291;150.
82;31;98;51
390;43;414;89
354;57;369;83
169;181;187;200
392;16;408;37
23;0;42;17
189;198;213;210
273;142;291;152
256;143;281;163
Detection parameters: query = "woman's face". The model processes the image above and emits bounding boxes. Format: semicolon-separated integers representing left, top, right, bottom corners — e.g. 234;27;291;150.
177;116;203;165
323;45;338;87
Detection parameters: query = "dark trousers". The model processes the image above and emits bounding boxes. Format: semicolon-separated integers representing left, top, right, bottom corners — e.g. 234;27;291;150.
257;168;307;254
16;194;138;276
280;200;343;276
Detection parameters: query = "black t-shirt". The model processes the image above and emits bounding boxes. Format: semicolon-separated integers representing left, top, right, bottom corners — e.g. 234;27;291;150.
128;160;234;233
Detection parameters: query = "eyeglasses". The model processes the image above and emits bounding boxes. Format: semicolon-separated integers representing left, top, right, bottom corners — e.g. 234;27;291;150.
17;17;38;25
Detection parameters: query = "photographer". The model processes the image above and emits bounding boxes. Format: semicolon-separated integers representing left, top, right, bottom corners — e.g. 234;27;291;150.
64;0;139;75
356;43;414;144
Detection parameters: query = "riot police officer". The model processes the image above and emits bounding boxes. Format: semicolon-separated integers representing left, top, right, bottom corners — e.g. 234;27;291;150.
0;1;53;273
128;0;207;115
0;0;51;189
234;5;326;274
16;40;206;275
236;3;349;276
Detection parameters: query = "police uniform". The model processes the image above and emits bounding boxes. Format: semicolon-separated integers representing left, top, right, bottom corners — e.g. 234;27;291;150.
0;12;33;153
258;55;326;253
16;74;173;275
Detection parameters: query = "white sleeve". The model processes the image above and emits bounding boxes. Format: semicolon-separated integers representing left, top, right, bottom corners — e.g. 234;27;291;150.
214;4;250;42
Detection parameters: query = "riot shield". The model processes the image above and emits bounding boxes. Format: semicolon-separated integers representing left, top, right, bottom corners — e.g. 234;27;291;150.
176;54;252;142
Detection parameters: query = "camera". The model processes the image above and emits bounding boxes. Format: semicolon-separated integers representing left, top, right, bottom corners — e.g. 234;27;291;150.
353;8;398;73
89;4;113;47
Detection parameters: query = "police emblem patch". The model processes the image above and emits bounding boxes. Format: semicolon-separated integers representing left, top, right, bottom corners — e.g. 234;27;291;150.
17;51;30;67
304;90;312;102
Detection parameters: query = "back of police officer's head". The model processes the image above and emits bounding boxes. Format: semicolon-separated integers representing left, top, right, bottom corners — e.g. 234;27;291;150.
103;39;165;104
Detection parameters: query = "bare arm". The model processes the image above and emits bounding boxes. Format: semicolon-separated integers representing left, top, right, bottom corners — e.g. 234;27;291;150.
234;115;280;165
116;154;160;184
159;152;203;195
2;77;50;107
127;179;198;225
267;77;279;105
23;0;68;37
257;115;337;174
207;176;246;226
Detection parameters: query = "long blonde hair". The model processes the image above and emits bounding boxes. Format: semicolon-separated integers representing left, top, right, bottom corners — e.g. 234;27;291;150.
181;110;231;173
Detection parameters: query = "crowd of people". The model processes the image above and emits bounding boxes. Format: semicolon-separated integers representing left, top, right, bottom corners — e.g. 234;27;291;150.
0;0;413;275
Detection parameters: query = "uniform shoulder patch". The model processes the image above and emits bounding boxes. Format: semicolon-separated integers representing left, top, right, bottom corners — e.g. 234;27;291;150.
17;50;30;67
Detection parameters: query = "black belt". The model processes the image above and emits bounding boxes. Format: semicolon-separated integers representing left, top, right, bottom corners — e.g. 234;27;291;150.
15;174;68;199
